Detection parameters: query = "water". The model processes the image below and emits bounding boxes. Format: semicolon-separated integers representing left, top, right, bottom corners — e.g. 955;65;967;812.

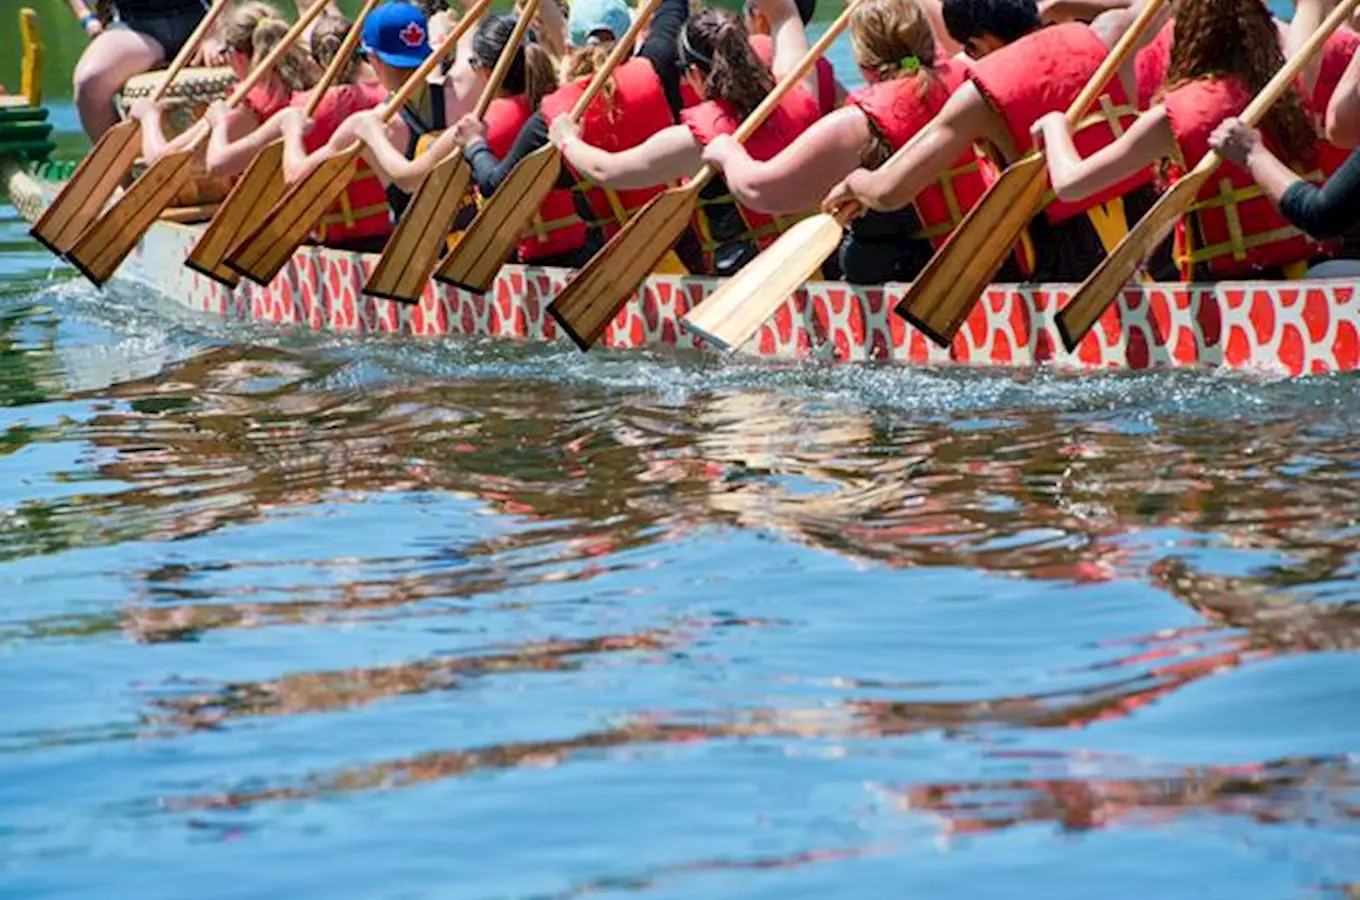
2;103;1360;897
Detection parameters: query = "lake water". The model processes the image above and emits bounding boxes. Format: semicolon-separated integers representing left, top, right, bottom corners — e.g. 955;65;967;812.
3;93;1360;898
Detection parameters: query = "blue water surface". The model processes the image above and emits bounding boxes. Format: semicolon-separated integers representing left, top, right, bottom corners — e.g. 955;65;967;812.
0;94;1358;899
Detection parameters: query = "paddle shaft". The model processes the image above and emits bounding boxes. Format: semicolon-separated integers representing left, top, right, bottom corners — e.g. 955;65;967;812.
148;0;232;104
473;0;541;119
303;0;383;117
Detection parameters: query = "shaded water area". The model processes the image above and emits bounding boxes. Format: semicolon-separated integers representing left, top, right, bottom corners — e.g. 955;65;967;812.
3;117;1360;896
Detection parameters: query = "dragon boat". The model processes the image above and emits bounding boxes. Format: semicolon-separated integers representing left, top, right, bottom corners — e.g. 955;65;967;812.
1;9;1356;375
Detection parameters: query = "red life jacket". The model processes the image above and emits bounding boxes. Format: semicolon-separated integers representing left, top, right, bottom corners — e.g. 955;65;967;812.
482;93;587;261
539;58;675;241
1134;18;1174;110
679;85;821;271
1163;75;1336;278
246;82;292;122
294;83;393;246
748;34;838;115
970;22;1151;224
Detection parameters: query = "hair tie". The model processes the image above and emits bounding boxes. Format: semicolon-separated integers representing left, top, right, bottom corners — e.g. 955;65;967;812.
679;26;713;67
899;54;921;74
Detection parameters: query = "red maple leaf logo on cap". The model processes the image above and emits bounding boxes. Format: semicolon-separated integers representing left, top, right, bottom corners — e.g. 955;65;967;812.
399;21;425;47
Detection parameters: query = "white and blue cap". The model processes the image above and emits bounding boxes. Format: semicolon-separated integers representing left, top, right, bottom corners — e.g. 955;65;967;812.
361;1;433;68
568;0;633;46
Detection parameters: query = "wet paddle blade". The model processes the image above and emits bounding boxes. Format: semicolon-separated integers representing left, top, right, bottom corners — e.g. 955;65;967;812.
29;120;143;257
64;148;197;288
1056;168;1210;351
548;184;701;350
681;212;844;352
185;140;288;288
225;151;358;286
364;153;473;304
434;144;561;293
896;154;1048;347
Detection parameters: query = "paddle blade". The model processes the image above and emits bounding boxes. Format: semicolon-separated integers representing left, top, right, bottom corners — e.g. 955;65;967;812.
434;144;561;293
225;151;358;286
680;212;844;352
364;153;473;304
896;154;1049;348
548;184;700;351
1056;169;1210;352
185;140;288;288
64;148;198;287
29;120;143;257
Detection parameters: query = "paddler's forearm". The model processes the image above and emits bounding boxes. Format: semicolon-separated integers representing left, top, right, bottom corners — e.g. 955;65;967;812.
1041;106;1175;203
1326;46;1360;147
368;128;459;194
719;112;868;214
560;126;701;191
205;115;283;177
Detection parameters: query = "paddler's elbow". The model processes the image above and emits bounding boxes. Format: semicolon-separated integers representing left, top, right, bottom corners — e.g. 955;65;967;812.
1048;172;1090;205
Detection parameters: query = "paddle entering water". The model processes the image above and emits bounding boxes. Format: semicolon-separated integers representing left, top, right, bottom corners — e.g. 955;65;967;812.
61;0;332;288
223;0;496;288
547;0;863;351
28;0;230;259
433;0;665;295
185;0;382;288
895;0;1171;348
364;0;542;305
1054;0;1360;351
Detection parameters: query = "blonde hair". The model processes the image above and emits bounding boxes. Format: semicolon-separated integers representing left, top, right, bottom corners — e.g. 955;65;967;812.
849;0;938;83
563;42;618;104
223;2;316;93
311;11;358;84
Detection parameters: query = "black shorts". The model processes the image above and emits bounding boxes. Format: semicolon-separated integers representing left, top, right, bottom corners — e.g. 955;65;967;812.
113;4;206;62
1025;184;1177;283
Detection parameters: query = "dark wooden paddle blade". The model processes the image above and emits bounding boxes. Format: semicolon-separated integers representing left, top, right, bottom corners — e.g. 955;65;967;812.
1056;169;1210;352
895;154;1049;348
680;213;845;352
364;153;473;304
64;148;198;288
434;144;561;294
29;119;143;257
185;140;288;288
548;184;700;351
225;151;358;286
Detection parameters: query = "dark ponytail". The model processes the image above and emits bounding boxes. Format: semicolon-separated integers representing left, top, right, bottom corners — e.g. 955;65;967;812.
474;13;560;110
678;9;774;120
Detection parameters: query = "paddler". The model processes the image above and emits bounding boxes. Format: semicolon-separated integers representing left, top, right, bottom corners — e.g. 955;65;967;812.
445;0;701;271
701;0;1031;284
821;0;1175;282
743;0;847;114
539;4;823;275
1032;0;1340;281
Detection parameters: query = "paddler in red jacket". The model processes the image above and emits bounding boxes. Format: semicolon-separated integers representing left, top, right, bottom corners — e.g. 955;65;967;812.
822;0;1174;282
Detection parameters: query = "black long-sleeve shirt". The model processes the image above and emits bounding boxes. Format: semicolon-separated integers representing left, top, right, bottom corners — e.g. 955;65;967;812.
1279;149;1360;240
465;0;690;196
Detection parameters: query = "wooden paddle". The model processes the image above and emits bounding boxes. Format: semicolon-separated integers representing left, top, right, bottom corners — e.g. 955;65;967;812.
364;0;542;305
186;0;383;288
28;0;230;258
1055;0;1360;352
895;0;1171;348
224;0;495;287
63;0;332;288
547;0;862;351
434;0;665;294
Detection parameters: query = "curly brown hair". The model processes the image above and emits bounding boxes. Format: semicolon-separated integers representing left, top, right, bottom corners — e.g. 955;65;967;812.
1158;0;1316;168
679;8;773;120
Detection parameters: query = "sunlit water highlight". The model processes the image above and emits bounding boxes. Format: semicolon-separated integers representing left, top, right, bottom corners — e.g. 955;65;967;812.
1;101;1358;898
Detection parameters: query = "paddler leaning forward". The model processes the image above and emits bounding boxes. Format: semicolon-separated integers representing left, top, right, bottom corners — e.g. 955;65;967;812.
822;0;1178;283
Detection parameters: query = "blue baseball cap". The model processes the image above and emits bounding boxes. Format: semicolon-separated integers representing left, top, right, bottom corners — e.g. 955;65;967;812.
362;1;432;69
568;0;632;46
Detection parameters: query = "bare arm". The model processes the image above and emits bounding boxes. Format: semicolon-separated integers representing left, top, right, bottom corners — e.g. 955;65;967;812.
281;112;367;183
205;108;285;175
706;107;872;213
757;0;815;97
356;113;462;192
557;123;704;190
1040;0;1130;23
528;0;568;59
915;0;962;58
1035;103;1174;203
1326;41;1360;147
1287;0;1333;99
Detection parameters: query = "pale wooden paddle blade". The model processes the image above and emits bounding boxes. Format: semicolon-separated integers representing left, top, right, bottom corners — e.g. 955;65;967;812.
65;148;198;288
1056;169;1210;352
185;140;288;288
364;153;473;304
896;154;1049;348
29;119;143;257
680;213;845;352
548;184;701;351
434;144;561;294
225;151;358;286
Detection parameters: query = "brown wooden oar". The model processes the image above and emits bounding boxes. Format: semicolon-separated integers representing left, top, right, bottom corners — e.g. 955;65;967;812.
547;0;861;351
187;0;383;288
224;0;495;287
1055;0;1360;352
63;0;332;288
896;0;1171;348
29;0;230;258
434;0;664;294
364;0;541;304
